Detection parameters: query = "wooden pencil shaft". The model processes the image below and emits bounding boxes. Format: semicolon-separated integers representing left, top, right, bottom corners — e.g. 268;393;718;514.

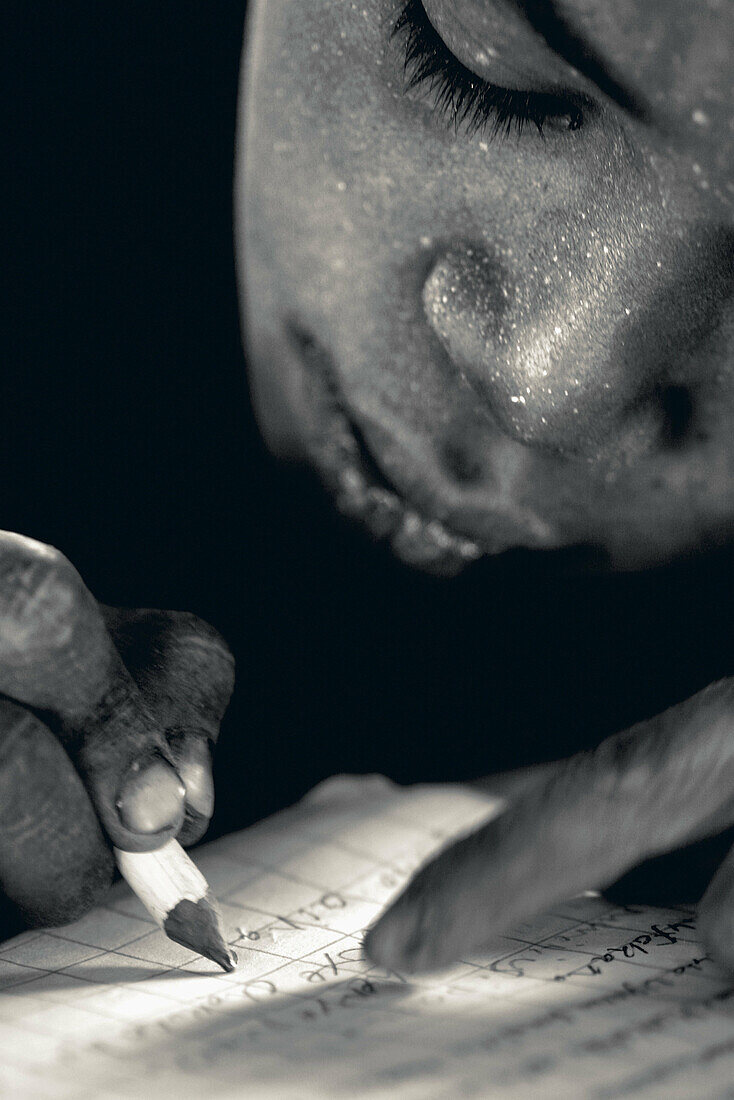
114;839;208;926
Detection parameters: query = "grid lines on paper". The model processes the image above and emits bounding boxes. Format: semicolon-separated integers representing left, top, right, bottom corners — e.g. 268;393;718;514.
0;783;732;1100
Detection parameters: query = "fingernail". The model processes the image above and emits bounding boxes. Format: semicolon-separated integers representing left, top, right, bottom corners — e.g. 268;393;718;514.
116;752;186;834
364;901;425;973
177;806;210;848
173;738;215;820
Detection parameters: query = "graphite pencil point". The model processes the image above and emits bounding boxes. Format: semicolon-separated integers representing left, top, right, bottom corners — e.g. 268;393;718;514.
163;896;238;973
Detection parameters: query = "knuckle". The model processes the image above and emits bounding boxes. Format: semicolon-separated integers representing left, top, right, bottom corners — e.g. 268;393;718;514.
174;626;235;689
589;726;657;803
0;536;83;652
111;609;234;705
177;808;211;847
0;533;68;587
157;618;235;721
163;610;234;662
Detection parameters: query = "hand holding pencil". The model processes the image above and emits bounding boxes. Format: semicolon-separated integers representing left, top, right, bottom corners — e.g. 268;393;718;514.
0;530;236;969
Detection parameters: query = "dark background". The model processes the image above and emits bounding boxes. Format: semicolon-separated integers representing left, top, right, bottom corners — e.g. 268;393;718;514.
8;4;733;883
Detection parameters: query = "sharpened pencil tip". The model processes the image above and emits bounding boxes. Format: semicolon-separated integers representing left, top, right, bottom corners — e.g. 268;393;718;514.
209;946;238;973
163;896;238;972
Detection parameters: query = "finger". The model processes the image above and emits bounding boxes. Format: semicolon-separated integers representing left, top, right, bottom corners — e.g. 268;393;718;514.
102;606;235;844
468;759;564;803
0;698;113;926
697;844;734;973
0;533;185;852
366;677;734;972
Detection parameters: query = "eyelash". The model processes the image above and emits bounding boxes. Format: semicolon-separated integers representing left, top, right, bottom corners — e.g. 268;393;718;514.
393;0;585;139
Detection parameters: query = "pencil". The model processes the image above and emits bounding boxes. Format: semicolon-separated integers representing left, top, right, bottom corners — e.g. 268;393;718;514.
115;840;237;972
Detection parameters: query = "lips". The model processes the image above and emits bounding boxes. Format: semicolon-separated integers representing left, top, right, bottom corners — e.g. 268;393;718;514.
287;321;481;574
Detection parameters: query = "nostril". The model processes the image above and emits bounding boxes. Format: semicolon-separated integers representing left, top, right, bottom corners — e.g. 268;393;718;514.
658;384;694;448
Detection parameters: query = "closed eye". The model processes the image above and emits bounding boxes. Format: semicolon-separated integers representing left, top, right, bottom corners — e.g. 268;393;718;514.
514;0;648;121
393;0;587;139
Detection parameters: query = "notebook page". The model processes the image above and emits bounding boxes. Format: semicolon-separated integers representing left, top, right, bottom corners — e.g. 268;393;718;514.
1;775;733;1100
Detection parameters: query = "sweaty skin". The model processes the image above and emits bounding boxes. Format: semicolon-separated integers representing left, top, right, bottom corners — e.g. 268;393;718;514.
236;0;734;969
237;0;734;572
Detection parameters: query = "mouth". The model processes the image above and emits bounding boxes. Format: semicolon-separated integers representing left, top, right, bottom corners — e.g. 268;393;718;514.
287;322;481;575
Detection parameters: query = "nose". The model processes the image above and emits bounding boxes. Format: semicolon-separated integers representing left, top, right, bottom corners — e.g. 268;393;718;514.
422;234;734;456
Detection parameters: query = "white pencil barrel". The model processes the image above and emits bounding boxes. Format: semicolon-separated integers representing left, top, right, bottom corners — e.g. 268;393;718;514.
114;838;209;926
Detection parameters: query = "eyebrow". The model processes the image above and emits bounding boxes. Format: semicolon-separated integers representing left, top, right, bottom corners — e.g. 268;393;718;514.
514;0;649;120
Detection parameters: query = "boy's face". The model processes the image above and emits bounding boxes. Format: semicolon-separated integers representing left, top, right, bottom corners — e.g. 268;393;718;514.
236;0;734;573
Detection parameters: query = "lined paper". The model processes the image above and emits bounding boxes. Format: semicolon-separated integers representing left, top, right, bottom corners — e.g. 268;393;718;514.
1;775;733;1099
